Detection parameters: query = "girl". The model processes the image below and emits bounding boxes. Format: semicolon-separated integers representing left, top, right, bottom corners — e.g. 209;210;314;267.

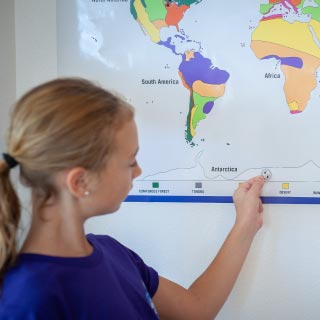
0;78;264;319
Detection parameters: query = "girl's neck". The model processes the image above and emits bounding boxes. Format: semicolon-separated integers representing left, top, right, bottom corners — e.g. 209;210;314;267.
21;198;92;257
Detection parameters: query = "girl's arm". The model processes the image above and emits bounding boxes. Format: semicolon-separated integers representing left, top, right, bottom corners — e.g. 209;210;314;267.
152;176;264;320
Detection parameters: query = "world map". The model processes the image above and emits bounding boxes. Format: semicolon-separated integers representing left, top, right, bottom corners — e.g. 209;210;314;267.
57;0;320;203
130;0;320;143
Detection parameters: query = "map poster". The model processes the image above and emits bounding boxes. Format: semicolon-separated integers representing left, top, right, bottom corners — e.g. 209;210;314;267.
57;0;320;204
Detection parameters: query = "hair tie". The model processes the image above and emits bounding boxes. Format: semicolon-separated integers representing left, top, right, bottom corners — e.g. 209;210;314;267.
2;153;19;169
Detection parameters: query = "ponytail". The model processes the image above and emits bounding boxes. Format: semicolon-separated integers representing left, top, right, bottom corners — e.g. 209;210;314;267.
0;160;21;287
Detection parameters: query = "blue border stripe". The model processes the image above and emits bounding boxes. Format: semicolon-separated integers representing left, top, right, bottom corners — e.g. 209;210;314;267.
125;195;233;203
125;195;320;204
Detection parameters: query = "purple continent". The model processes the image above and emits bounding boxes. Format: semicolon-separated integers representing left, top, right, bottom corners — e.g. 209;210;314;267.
203;101;215;114
262;55;303;68
179;52;230;87
158;37;181;56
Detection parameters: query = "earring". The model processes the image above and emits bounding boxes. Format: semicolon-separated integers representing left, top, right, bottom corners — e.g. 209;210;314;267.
84;190;91;197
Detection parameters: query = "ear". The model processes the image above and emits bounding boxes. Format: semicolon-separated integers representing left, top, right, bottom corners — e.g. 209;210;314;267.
65;167;90;198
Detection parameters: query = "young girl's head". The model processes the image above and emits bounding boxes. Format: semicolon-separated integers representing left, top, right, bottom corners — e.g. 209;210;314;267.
0;78;135;282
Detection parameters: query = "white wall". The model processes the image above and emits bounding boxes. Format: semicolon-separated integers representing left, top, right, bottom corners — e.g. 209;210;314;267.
0;0;15;151
15;0;57;97
8;1;320;319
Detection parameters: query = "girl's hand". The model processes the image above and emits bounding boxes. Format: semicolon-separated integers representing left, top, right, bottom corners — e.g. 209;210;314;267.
232;176;265;238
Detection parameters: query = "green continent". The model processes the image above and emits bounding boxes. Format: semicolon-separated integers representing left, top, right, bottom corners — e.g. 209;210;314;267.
192;92;215;129
260;4;273;15
130;0;138;19
144;0;167;21
176;0;202;6
185;96;194;144
301;0;320;22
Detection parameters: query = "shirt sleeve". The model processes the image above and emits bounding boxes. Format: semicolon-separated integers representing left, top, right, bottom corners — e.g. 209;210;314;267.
88;234;160;298
126;247;160;297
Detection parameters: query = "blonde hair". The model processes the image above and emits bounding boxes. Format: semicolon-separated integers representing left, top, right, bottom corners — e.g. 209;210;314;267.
0;78;134;284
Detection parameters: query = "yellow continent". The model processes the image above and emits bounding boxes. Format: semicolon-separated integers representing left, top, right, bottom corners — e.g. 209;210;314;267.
134;0;161;43
252;19;320;59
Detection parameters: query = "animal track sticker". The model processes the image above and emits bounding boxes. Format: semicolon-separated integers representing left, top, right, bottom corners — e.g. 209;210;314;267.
261;169;272;180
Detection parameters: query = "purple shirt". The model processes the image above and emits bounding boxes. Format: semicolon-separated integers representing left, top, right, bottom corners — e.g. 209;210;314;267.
0;234;160;319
